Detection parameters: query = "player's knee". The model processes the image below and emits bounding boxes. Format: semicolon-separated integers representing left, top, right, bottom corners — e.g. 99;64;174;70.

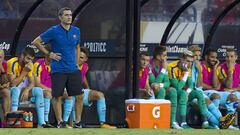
11;87;21;95
195;91;204;100
151;83;159;91
168;88;177;97
96;91;104;99
53;96;62;102
228;94;238;102
181;90;187;97
0;88;10;98
179;90;187;102
44;91;52;99
210;93;220;100
32;87;44;97
205;98;212;105
75;94;84;102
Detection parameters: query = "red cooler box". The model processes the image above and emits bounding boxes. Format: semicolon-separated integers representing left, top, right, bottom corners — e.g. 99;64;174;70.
125;99;171;129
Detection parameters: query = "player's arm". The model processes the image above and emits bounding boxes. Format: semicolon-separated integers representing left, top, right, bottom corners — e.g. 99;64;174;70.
7;61;29;87
24;75;34;93
197;69;214;89
20;74;34;101
212;65;221;89
187;76;193;92
148;68;156;84
225;73;233;89
225;62;234;88
168;69;187;90
83;77;90;89
163;73;170;89
32;29;61;61
32;37;49;55
145;76;151;92
219;66;233;89
76;45;81;65
154;69;166;83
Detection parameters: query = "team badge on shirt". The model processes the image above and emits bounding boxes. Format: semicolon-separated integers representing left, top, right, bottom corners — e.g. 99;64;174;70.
73;34;77;38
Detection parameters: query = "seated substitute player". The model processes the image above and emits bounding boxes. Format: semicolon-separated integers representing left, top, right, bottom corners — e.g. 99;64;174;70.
33;45;55;127
168;50;209;129
0;49;10;119
148;46;179;129
8;47;50;128
71;47;116;128
190;46;235;129
137;51;154;99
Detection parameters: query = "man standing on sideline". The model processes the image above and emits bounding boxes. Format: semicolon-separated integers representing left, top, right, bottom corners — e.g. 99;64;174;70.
32;7;84;128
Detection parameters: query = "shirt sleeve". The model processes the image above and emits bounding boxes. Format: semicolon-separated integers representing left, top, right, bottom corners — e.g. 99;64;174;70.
7;59;15;75
27;63;34;78
168;66;176;79
218;66;226;80
40;27;55;43
77;28;80;45
33;62;42;78
2;61;7;73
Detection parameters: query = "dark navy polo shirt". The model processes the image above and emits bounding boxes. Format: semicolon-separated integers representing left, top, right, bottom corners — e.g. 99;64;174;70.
40;24;80;73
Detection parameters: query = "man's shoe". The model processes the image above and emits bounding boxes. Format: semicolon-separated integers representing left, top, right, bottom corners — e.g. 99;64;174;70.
219;113;236;129
100;123;116;129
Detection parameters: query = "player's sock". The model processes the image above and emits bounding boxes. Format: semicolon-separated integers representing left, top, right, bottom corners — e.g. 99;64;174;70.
32;87;45;126
63;98;73;122
179;90;187;118
168;88;177;125
97;98;106;123
208;102;222;119
44;98;51;122
71;96;76;122
207;111;219;126
212;99;220;108
10;87;21;111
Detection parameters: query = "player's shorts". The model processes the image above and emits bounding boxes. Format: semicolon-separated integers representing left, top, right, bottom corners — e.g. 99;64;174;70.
51;70;83;97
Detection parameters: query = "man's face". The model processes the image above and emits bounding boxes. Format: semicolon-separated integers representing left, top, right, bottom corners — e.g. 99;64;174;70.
206;52;218;67
0;51;4;62
179;56;194;70
21;54;34;65
156;51;168;62
59;10;72;25
226;51;237;63
79;52;88;65
193;50;201;61
140;55;150;69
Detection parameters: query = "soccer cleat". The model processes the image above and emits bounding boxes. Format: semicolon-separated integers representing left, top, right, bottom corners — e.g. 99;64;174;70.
66;123;73;129
44;121;55;128
73;122;83;128
41;123;55;128
206;125;220;129
100;123;116;129
202;121;209;129
219;113;236;129
171;122;183;129
180;123;192;129
228;125;239;130
57;121;67;128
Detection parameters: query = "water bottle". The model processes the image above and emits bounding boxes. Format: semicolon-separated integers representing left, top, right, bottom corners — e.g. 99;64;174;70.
23;112;29;122
28;112;33;122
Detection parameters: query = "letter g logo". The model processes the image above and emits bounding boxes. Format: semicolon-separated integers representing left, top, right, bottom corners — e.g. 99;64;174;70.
152;106;160;118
